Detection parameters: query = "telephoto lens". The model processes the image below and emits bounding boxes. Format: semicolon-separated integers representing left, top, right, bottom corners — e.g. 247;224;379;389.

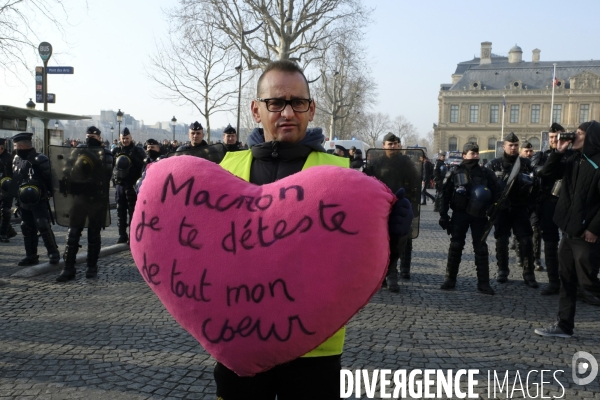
557;132;576;141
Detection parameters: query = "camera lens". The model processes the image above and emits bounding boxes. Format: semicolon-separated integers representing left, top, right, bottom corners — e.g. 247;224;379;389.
557;132;576;141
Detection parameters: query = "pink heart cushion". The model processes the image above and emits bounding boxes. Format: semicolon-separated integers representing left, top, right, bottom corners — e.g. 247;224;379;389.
130;156;395;376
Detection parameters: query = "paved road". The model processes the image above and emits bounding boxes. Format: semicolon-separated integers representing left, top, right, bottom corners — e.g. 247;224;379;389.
1;192;599;399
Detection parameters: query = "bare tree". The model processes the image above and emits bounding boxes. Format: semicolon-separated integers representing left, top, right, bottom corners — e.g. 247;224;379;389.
313;36;376;140
358;112;390;147
178;0;371;70
0;0;72;78
147;20;239;142
390;115;419;146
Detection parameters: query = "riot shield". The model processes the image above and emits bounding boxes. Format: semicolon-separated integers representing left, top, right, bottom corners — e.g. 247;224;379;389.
480;156;521;246
167;143;226;164
365;148;424;238
49;145;111;228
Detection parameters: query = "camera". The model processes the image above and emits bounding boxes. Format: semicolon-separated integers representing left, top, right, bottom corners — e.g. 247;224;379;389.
557;132;576;142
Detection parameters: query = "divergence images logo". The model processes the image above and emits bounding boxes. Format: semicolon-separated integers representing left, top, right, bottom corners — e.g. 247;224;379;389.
572;351;598;386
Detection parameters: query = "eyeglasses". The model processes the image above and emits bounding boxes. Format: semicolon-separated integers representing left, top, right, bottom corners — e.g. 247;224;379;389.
256;98;312;113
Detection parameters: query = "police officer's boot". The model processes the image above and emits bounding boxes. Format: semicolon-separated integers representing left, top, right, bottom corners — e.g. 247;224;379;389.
56;227;82;282
399;238;412;279
441;241;462;289
86;229;102;279
385;269;399;293
541;241;560;295
0;209;13;242
495;236;510;283
39;222;60;265
475;254;495;295
117;204;129;243
519;237;539;288
18;224;39;266
533;227;544;271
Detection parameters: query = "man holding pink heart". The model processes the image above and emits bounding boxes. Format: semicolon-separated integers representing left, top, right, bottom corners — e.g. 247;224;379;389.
211;60;414;399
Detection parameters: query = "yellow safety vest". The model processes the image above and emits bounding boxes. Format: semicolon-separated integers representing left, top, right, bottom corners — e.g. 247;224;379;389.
219;149;348;357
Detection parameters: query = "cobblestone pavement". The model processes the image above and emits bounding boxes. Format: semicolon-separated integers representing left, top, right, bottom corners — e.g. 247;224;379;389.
1;192;599;399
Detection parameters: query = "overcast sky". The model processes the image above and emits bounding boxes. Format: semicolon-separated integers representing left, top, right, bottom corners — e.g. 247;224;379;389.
2;0;600;137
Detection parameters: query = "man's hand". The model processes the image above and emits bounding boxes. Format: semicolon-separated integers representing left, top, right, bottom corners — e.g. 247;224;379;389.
388;188;413;237
439;213;450;230
581;230;598;243
556;139;571;153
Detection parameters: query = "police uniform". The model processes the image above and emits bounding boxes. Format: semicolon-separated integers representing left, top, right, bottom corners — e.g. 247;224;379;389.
433;155;447;212
111;128;146;243
144;138;163;165
56;126;114;281
176;121;208;151
363;136;420;291
485;132;538;287
439;142;501;294
11;132;60;265
0;138;17;241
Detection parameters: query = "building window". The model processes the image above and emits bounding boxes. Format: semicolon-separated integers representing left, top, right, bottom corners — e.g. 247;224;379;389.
529;137;540;150
488;137;496;151
553;104;562;123
490;105;499;123
467;136;477;144
470;105;479;123
531;104;540;123
450;105;459;123
580;104;590;123
510;105;520;123
448;137;458;151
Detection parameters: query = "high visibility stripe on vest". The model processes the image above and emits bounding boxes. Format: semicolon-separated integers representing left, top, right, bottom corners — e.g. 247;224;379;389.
219;148;348;357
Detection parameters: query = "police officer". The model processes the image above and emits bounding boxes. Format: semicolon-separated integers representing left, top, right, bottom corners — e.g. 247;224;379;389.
11;132;60;265
439;142;501;294
112;127;146;243
364;132;420;291
433;152;447;212
0;138;17;242
485;132;538;288
56;126;113;281
177;121;207;151
531;123;571;295
144;138;163;164
222;124;241;152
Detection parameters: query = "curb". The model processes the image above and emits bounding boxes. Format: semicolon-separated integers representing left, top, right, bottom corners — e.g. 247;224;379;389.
10;243;130;278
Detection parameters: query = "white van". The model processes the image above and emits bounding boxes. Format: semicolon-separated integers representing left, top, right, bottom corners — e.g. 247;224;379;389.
323;139;370;160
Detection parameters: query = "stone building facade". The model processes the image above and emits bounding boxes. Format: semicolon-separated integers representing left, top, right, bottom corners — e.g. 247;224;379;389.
433;42;600;153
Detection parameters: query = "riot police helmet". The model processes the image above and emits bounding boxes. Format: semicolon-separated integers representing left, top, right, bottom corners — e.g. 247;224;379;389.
466;185;492;217
19;184;41;205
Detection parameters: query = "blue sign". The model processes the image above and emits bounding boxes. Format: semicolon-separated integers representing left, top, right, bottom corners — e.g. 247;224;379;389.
46;67;74;74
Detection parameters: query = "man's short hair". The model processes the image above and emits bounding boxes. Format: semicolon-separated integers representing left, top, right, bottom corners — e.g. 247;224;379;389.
257;60;310;97
383;132;400;143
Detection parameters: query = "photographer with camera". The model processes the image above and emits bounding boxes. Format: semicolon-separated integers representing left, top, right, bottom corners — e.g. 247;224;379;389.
535;121;600;338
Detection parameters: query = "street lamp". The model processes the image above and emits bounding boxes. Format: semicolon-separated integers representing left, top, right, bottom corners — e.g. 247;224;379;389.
54;120;59;130
26;98;36;110
236;22;265;138
116;109;124;137
110;126;114;144
171;116;177;142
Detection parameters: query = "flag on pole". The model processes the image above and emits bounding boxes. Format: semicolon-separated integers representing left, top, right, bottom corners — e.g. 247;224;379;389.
552;69;559;86
502;96;506;112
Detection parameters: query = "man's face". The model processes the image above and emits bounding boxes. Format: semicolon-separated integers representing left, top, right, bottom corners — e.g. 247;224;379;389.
503;141;519;156
163;140;169;145
146;144;160;153
463;151;479;160
572;128;586;150
520;147;534;158
439;155;445;161
223;133;237;145
549;132;559;149
334;148;345;157
86;133;102;142
251;70;315;143
349;149;355;156
189;129;204;145
382;140;400;157
120;134;132;146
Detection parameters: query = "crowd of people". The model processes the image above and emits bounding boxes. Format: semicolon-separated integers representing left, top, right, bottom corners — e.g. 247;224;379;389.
0;59;599;397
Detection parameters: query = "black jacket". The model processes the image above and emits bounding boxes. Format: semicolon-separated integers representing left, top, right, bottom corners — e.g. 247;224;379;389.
177;140;208;151
441;160;501;215
111;143;146;185
12;148;53;204
485;153;534;208
0;149;13;179
433;159;446;185
540;120;600;237
531;148;573;202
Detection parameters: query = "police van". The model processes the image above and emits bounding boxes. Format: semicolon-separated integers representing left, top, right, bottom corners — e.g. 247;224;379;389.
323;139;370;160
